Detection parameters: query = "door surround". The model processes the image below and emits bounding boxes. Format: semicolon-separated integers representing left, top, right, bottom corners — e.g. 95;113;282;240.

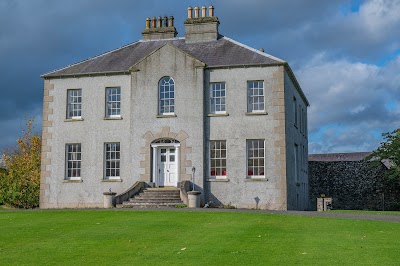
151;142;180;187
140;127;193;185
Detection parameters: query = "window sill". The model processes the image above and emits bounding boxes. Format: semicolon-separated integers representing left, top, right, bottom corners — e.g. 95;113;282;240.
244;178;268;182
206;178;229;182
104;116;123;120
64;118;84;122
207;113;229;117
63;179;83;183
245;111;268;116
102;179;123;182
157;114;177;118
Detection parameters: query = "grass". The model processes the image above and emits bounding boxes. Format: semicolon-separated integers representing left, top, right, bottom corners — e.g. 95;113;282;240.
330;210;400;215
0;209;399;265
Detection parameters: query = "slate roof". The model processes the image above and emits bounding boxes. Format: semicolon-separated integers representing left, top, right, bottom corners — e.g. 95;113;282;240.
308;152;372;162
42;37;285;78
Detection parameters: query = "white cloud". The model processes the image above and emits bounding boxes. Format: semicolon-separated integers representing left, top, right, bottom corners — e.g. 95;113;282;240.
297;53;400;153
358;0;400;40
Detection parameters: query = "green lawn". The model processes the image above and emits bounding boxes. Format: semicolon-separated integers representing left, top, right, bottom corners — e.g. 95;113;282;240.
330;210;400;215
0;210;399;265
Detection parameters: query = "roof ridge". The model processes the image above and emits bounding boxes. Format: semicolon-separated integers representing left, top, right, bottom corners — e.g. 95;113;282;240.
139;37;185;42
41;40;141;77
221;36;286;64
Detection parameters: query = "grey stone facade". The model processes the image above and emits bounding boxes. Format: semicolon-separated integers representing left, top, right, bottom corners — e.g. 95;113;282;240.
40;6;309;210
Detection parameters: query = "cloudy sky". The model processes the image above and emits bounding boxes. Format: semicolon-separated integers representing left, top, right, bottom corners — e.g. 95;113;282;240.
0;0;399;154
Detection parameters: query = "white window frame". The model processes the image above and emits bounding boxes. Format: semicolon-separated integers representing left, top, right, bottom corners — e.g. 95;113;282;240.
67;89;82;119
65;143;82;180
159;77;175;115
210;82;226;114
246;139;265;178
247;81;265;113
209;140;227;179
104;143;121;180
105;87;121;118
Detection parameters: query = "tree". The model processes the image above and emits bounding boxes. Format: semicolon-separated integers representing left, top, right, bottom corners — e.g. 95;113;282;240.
368;128;400;184
0;117;41;208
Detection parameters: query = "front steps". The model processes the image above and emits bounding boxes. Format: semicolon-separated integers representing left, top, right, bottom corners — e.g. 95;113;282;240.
117;187;184;208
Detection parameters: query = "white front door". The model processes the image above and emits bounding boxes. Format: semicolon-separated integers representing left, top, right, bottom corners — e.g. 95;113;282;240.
157;147;178;186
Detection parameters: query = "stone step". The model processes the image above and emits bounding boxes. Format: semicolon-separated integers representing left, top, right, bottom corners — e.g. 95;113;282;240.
121;202;183;207
129;198;182;203
130;195;181;200
141;190;180;195
135;193;180;198
119;187;184;208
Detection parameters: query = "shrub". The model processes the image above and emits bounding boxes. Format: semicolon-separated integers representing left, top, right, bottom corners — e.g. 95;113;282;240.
0;117;41;208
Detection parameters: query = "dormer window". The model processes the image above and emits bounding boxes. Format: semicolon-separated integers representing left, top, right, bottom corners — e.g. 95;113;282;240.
159;77;175;115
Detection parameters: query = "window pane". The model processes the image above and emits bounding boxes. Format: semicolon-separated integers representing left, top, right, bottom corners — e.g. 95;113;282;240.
66;143;82;179
104;142;121;179
247;140;265;177
209;140;227;178
67;90;82;118
159;77;175;114
106;87;121;117
247;81;264;112
210;83;226;114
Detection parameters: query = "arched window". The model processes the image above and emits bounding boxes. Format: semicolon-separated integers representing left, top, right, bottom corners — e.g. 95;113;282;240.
159;77;175;115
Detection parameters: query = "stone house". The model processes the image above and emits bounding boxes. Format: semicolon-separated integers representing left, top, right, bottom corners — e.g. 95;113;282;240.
40;6;309;210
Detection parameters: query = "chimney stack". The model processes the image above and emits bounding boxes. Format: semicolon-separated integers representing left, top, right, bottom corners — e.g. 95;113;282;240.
184;5;220;43
201;6;207;18
142;14;178;40
194;6;200;18
209;5;214;17
188;6;193;18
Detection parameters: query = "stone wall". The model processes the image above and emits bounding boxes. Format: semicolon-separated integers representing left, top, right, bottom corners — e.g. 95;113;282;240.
309;160;400;211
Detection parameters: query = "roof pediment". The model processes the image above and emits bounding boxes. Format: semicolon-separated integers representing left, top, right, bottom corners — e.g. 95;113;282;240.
129;42;206;72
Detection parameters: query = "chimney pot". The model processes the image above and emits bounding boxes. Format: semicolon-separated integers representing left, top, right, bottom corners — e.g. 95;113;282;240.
145;18;151;29
151;17;156;28
194;6;200;18
157;16;162;28
209;5;214;17
188;6;193;18
169;16;174;27
201;6;207;18
163;16;168;27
